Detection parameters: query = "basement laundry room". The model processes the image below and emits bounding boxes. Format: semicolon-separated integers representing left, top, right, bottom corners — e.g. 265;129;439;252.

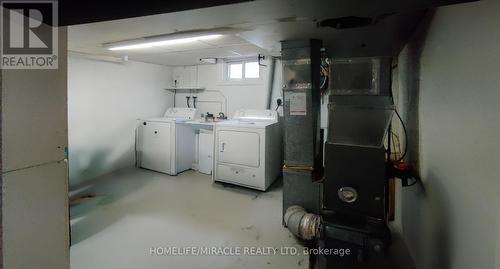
2;0;499;269
67;13;292;269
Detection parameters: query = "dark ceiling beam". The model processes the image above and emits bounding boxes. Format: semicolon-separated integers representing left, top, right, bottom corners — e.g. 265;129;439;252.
57;0;253;26
57;0;477;26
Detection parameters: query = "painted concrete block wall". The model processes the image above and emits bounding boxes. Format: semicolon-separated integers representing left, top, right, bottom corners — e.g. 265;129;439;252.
396;1;500;268
68;57;173;187
2;47;67;172
3;162;69;269
1;27;69;269
171;60;281;117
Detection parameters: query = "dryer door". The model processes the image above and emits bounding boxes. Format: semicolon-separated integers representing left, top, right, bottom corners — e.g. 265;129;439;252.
218;130;260;167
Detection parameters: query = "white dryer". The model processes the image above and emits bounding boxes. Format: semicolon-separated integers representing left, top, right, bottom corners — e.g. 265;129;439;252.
214;109;282;191
137;108;197;175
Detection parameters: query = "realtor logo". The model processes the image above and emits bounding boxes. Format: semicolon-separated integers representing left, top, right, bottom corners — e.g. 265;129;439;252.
1;1;58;69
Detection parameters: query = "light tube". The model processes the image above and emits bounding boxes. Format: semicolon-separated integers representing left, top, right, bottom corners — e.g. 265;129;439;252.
108;34;223;51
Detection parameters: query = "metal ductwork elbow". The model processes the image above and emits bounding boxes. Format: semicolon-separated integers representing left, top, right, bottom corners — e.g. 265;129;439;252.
284;206;322;240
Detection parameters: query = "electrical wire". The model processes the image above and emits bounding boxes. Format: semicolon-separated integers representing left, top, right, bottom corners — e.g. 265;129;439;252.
134;125;139;167
275;98;282;111
390;133;397;160
389;131;402;161
389;57;408;163
173;80;178;107
386;123;392;159
392;132;402;155
394;109;408;162
319;49;329;96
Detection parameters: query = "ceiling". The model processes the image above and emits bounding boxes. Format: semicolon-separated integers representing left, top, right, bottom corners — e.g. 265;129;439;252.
68;0;476;66
69;31;269;66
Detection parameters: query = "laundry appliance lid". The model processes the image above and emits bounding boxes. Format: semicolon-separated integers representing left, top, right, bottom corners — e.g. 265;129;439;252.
216;120;274;129
138;117;177;123
163;107;198;120
232;109;278;122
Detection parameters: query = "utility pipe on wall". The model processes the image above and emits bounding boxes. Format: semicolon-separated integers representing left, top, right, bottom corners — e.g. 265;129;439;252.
266;56;276;109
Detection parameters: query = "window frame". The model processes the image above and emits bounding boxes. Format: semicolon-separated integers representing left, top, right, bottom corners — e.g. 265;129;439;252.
224;58;261;81
227;62;244;80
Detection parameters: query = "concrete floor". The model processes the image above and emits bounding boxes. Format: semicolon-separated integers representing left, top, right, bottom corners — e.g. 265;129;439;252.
70;167;309;269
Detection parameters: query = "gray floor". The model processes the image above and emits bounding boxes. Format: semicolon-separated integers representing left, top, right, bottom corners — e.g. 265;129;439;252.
70;167;309;269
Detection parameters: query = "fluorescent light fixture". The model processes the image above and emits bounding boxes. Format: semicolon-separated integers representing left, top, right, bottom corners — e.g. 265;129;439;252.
106;34;223;51
200;58;217;64
69;50;129;63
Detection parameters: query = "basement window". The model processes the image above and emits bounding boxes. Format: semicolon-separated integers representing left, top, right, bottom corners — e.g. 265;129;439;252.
226;59;260;80
228;62;243;79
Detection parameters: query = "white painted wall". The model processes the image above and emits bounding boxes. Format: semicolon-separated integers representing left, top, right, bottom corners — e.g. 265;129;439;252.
171;60;282;117
396;1;500;268
2;27;69;269
68;56;173;186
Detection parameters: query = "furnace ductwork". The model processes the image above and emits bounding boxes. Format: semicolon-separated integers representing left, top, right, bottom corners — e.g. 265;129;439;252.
284;205;321;240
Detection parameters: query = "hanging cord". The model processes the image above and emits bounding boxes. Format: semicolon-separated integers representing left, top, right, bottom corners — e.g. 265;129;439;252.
389;59;408;163
319;48;330;96
275;98;282;111
173;80;178;107
394;109;408;162
134;125;139;167
390;131;402;161
173;89;177;107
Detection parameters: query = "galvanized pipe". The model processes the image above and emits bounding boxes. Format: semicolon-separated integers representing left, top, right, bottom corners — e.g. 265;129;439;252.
266;56;276;109
284;205;321;240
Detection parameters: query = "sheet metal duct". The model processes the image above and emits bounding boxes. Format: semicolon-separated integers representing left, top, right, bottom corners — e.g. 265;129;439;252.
281;39;323;219
281;39;322;168
327;96;394;148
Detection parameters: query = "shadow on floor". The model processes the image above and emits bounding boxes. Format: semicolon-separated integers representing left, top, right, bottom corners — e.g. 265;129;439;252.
312;232;416;269
212;176;284;200
69;167;158;245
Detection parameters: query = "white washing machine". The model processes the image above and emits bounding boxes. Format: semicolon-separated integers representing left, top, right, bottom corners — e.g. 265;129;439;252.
214;109;282;191
137;108;197;175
